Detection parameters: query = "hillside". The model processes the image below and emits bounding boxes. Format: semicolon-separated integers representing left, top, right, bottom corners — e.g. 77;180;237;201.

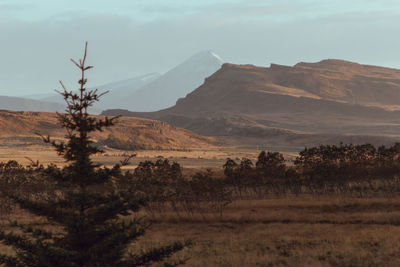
167;61;400;111
0;111;215;150
103;60;400;149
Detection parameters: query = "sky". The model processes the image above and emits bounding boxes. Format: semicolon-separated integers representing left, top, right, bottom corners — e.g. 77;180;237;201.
1;0;400;96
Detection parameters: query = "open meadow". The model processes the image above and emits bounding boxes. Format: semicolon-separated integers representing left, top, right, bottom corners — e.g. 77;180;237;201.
1;144;400;266
2;196;400;266
141;196;400;266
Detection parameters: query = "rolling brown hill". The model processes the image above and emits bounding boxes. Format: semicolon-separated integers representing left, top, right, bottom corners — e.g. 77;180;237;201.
102;60;400;149
0;111;215;150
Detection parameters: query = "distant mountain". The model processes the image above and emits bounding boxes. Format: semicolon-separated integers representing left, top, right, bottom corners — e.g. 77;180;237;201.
95;73;161;93
91;72;162;110
0;95;65;112
39;50;223;112
21;93;56;100
40;73;161;109
102;60;400;149
123;50;224;111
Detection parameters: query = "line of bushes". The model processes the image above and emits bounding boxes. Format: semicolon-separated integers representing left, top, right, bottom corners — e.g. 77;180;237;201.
224;143;400;198
2;143;400;220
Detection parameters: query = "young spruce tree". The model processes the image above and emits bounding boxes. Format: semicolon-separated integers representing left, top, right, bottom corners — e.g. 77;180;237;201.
0;43;185;266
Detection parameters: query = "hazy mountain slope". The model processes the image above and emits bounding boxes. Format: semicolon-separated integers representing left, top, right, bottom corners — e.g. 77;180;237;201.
40;50;223;112
102;60;400;148
0;95;65;112
126;50;223;111
21;93;56;100
40;73;161;108
92;72;161;110
0;111;215;150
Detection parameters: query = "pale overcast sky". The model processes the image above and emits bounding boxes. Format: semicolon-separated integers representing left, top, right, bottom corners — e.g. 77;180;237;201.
1;0;400;96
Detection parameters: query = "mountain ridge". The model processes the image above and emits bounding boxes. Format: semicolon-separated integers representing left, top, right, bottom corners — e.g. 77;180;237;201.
102;59;400;148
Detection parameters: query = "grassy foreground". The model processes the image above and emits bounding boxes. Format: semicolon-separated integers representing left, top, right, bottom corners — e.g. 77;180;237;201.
3;196;400;266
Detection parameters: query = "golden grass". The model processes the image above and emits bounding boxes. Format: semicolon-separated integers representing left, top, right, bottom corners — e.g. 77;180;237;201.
2;196;400;266
133;196;400;266
0;145;264;171
141;222;400;266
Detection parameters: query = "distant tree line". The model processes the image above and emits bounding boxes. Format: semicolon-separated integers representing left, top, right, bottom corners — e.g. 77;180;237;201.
224;143;400;198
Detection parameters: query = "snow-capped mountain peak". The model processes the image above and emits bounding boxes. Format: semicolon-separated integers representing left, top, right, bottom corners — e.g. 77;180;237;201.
184;50;224;65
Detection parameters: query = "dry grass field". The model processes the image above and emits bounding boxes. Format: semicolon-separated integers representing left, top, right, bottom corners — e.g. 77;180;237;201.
2;196;400;266
129;196;400;266
0;144;399;266
0;144;268;170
